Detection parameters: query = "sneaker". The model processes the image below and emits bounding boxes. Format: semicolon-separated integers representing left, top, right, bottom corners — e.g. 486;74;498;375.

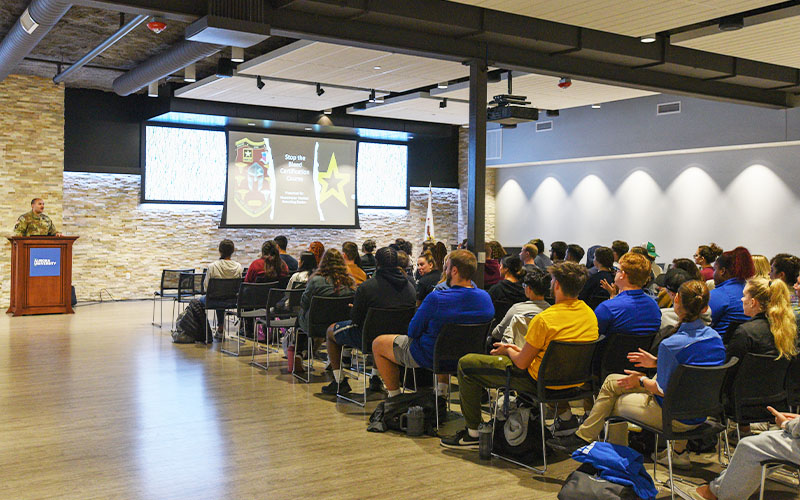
321;377;350;395
546;434;591;454
549;414;580;437
368;375;384;393
653;447;691;470
440;428;479;450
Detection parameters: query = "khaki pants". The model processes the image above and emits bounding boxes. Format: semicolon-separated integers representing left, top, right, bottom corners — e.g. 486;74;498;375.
576;373;697;446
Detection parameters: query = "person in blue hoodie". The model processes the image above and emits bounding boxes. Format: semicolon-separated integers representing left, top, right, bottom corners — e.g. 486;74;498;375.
708;246;754;339
372;249;494;399
548;280;726;472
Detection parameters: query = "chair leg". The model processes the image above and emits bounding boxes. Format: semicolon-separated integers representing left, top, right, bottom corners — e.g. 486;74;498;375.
760;463;768;500
653;434;659;483
527;402;547;475
736;422;741;444
666;440;675;500
434;372;439;431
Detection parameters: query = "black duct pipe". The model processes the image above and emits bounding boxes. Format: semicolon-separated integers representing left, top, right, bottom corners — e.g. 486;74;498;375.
112;39;223;96
0;0;72;83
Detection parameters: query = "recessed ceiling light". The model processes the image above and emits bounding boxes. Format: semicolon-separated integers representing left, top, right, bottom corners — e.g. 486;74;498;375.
437;82;448;89
304;127;312;131
639;34;656;43
247;122;255;126
373;66;381;70
323;108;332;115
591;103;601;109
231;47;244;63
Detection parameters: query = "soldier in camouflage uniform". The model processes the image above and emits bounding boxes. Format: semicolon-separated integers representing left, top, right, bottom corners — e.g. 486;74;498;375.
14;198;61;237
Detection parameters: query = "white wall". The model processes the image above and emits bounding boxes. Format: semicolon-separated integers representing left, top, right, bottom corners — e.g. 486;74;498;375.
494;143;800;263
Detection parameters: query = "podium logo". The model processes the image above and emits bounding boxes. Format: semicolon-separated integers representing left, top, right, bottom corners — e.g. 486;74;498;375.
29;248;61;277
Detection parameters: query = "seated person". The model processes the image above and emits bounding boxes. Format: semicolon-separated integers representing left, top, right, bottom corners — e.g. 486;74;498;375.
519;243;539;274
550;241;567;264
487;255;527;305
531;238;553;270
483;241;505;288
321;247;417;395
308;241;325;265
565;243;584;263
694;406;800;500
440;262;598;449
651;268;711;353
770;253;800;312
415;251;440;304
245;240;289;283
709;246;754;338
342;241;367;286
656;258;702;308
725;277;798;430
286;251;317;290
200;239;243;334
695;243;723;282
274;235;298;273
372;249;494;399
297;249;356;335
594;252;661;338
490;266;551;343
548;280;726;471
359;239;377;269
396;250;417;288
578;246;615;309
611;239;629;270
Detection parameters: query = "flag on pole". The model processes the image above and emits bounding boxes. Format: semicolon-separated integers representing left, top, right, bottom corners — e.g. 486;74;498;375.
424;182;435;241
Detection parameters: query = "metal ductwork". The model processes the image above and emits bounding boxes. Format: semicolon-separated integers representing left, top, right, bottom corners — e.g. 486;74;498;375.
112;40;223;96
0;0;72;83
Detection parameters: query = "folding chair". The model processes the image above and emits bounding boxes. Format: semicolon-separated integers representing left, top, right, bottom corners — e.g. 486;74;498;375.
222;281;276;356
152;268;192;328
203;277;241;344
293;295;353;383
251;288;304;370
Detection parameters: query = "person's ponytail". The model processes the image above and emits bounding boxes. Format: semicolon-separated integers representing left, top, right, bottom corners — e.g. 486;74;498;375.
765;279;798;360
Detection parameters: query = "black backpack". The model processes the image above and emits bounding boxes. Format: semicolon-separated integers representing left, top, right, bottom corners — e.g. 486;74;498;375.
173;298;211;343
367;389;445;436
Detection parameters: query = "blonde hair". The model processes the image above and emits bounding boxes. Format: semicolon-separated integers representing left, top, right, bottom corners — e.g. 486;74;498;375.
751;254;770;279
746;277;798;360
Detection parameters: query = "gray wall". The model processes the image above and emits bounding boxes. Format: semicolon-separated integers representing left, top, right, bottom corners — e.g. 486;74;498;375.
490;94;800;166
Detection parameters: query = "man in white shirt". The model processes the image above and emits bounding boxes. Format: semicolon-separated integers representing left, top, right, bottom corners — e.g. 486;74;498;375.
203;239;243;333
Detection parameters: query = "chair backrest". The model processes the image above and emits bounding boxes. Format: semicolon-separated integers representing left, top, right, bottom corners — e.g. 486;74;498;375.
786;356;800;407
160;269;193;291
536;338;602;394
731;353;790;417
206;277;242;301
362;266;376;278
432;322;492;374
492;300;514;323
360;306;417;355
599;332;657;381
178;272;197;298
661;357;738;433
307;295;354;337
236;282;277;313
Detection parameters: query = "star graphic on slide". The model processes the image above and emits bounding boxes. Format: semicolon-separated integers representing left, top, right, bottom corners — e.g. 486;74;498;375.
317;152;350;207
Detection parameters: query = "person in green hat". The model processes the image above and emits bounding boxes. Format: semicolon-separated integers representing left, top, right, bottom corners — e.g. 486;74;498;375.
644;242;663;278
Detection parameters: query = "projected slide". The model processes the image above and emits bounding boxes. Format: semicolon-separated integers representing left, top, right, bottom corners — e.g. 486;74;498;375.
224;132;357;227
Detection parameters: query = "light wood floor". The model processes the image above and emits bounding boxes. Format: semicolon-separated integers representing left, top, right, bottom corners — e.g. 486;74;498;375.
1;301;797;500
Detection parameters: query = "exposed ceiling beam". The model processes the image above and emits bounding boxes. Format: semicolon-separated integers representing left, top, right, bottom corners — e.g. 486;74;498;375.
670;2;800;43
72;0;204;22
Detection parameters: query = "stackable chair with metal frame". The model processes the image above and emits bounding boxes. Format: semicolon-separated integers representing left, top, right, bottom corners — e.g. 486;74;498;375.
430;322;492;430
152;268;193;328
596;332;657;384
603;357;738;500
176;271;204;315
724;352;791;446
251;288;304;371
222;281;277;357
203;277;242;344
786;356;800;414
759;459;800;500
337;306;416;406
293;295;353;383
495;338;601;474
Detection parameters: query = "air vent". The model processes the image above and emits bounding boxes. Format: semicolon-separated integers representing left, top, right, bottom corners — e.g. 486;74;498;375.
536;120;554;132
486;129;502;160
657;101;681;115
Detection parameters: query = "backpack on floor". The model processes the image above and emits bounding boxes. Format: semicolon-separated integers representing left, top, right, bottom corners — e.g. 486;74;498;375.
491;392;550;466
367;388;445;436
558;464;639;500
173;298;210;343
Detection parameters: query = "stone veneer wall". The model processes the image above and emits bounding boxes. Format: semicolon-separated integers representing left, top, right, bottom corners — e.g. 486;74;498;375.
0;75;64;309
457;127;496;244
62;173;460;302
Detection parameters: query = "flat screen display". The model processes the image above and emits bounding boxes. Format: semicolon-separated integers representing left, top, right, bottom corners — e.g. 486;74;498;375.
356;142;408;208
222;132;358;227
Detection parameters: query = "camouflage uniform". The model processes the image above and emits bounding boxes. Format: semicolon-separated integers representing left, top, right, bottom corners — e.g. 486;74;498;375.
14;211;57;236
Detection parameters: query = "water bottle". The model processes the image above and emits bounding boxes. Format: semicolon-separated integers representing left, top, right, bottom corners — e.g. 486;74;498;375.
478;422;493;460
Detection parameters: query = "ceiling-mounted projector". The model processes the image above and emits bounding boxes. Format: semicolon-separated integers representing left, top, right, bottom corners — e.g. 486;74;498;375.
487;94;538;126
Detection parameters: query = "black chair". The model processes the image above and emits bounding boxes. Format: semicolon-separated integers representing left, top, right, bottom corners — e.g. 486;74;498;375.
222;282;277;357
293;295;353;383
152;268;193;328
252;288;304;371
499;338;601;474
337;306;416;406
604;357;738;500
431;322;492;429
176;271;204;310
785;356;800;413
759;459;800;500
361;266;376;278
725;352;791;443
722;321;745;345
492;300;514;325
596;332;657;383
203;277;242;344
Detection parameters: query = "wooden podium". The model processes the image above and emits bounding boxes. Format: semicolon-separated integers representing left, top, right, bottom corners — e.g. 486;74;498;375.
6;236;78;316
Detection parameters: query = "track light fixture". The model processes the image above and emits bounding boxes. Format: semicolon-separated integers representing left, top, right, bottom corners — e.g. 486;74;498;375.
439;98;448;109
639;34;656;43
231;47;244;63
184;63;196;83
437;81;448;89
324;108;333;115
316;82;325;96
256;76;265;90
375;95;384;103
147;81;158;98
369;89;376;102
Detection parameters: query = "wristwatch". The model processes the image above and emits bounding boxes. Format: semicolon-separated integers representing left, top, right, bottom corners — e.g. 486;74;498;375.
639;376;646;388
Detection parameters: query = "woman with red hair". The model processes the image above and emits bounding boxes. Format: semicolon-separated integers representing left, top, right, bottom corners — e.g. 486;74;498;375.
708;246;755;338
308;241;325;265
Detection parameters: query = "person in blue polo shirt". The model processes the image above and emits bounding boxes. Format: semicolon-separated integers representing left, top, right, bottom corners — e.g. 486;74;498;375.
548;280;726;472
594;252;662;338
372;249;494;399
708;246;754;339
